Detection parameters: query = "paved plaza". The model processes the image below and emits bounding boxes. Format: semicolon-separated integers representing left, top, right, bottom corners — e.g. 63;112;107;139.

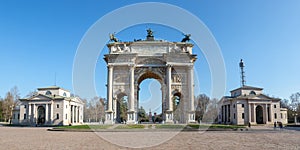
0;126;300;150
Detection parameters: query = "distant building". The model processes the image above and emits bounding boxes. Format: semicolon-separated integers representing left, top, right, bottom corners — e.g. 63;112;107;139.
12;86;84;126
218;85;288;125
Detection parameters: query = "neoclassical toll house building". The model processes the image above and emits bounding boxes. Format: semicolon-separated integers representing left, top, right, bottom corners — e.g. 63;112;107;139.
12;86;84;126
218;86;288;125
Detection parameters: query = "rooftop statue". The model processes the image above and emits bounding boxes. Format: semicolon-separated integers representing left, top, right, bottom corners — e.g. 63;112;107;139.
147;28;154;37
181;34;191;42
109;33;119;42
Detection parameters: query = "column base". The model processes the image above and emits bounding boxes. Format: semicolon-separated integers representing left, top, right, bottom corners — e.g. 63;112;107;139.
187;112;196;123
165;111;174;124
126;111;137;124
104;111;114;125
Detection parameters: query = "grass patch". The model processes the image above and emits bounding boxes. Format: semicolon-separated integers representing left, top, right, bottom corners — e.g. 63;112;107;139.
186;124;246;129
155;124;185;129
114;124;145;129
57;125;112;129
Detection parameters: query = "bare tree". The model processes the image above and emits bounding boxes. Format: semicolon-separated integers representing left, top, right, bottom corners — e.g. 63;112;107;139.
202;98;219;123
195;94;210;122
2;92;14;122
83;97;105;123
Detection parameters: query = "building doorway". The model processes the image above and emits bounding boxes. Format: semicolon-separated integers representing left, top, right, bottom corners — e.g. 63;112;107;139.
256;105;264;124
37;106;45;125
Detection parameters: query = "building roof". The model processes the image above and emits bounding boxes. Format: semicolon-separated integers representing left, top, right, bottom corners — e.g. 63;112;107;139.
222;93;280;102
37;86;70;92
19;94;84;104
230;85;263;92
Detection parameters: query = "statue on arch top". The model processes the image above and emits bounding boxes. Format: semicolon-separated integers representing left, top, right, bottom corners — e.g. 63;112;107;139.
109;33;119;42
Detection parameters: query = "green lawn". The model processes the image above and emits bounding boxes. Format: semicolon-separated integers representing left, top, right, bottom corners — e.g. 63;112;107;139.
155;124;185;129
57;125;112;129
187;124;246;129
114;124;145;129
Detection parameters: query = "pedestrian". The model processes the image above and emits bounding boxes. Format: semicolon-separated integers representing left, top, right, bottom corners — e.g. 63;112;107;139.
274;121;277;130
248;122;251;128
279;122;283;130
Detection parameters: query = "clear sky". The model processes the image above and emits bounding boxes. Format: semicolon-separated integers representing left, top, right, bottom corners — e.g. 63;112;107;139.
1;1;300;113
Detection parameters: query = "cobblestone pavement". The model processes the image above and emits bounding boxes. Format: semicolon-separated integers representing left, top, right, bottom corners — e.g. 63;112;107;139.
0;126;300;150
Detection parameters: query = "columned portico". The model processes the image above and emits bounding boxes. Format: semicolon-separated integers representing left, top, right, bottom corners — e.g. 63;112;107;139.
13;86;84;126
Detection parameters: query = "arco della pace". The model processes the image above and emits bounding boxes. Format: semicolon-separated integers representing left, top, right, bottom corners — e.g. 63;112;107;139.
104;29;196;124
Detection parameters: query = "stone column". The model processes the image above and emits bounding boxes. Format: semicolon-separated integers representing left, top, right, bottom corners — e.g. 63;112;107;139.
76;106;78;123
188;66;195;123
45;104;48;124
107;65;113;111
127;65;136;124
224;105;227;123
248;103;251;123
28;104;31;122
129;65;135;111
50;102;53;124
165;64;173;123
33;104;36;125
105;65;114;124
252;104;256;124
72;105;75;124
265;104;268;124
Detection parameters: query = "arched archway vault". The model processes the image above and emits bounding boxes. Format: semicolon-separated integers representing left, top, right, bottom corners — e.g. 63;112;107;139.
104;35;197;124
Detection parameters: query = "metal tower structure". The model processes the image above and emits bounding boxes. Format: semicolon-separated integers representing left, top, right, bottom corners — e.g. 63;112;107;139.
239;59;246;87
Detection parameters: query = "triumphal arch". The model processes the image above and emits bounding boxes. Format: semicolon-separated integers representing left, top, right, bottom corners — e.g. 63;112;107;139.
104;29;197;124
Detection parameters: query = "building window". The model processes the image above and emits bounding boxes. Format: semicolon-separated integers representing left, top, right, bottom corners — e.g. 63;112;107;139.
242;113;244;119
24;105;26;108
274;113;277;119
63;92;67;97
65;114;67;120
234;113;236;119
57;113;59;119
18;114;20;119
66;105;67;109
281;113;283;119
250;91;256;95
274;105;276;108
57;104;59;108
233;104;235;108
242;104;244;108
24;114;26;119
46;91;52;95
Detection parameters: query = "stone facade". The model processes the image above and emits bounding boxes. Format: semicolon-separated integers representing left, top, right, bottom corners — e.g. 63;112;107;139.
218;85;288;125
104;35;197;124
12;86;84;126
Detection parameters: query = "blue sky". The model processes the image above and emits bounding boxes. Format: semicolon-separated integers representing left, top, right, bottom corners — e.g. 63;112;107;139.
1;1;300;112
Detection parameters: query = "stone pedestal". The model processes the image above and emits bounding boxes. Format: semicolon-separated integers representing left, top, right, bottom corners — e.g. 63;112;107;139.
188;112;196;123
104;111;114;124
165;111;174;124
126;111;136;124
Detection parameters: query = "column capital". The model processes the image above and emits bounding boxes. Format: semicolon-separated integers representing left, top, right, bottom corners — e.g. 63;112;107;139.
166;64;173;67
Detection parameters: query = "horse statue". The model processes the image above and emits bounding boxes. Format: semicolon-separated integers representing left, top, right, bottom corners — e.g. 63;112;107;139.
181;34;191;42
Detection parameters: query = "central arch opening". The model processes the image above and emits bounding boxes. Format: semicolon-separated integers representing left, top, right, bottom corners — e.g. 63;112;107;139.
138;71;163;123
